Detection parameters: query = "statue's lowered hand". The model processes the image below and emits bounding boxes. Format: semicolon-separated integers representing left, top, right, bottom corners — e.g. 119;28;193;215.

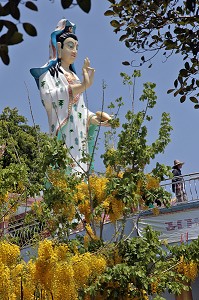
89;111;112;127
95;111;111;122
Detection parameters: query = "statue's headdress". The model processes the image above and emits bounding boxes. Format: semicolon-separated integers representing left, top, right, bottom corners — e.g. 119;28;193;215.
30;19;76;88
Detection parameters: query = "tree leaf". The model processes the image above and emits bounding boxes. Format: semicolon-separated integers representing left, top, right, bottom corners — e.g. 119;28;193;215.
0;46;9;65
110;20;120;28
113;5;122;14
167;89;175;94
191;78;195;86
0;21;3;32
174;27;183;34
2;20;17;31
25;1;38;11
7;32;23;45
61;0;73;9
190;96;198;103
180;95;186;103
185;61;190;70
179;68;188;77
194;104;199;109
103;0;199;109
174;79;178;88
76;0;91;13
9;2;20;20
0;3;10;17
122;61;130;66
23;23;37;37
179;89;185;95
178;76;183;85
0;21;18;44
164;39;176;50
119;34;128;42
174;90;179;97
0;33;8;44
104;10;115;16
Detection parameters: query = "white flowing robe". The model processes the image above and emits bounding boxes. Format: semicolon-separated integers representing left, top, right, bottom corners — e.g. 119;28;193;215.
39;68;97;173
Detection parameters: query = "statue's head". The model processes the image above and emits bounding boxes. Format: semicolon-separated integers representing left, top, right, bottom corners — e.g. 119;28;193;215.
56;27;78;69
56;27;78;47
49;19;77;64
30;19;77;87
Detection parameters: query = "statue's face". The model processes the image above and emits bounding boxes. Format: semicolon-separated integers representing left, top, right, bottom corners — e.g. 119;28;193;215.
59;37;78;66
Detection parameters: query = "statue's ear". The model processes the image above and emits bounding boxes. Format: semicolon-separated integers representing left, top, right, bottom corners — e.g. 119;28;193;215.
57;42;61;59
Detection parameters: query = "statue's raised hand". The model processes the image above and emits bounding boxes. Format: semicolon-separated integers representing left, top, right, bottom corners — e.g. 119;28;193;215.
82;57;95;89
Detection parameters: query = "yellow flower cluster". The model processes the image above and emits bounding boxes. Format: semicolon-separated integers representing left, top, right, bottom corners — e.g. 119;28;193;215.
145;174;160;190
74;181;89;203
72;252;106;288
176;258;198;281
34;240;106;300
108;195;125;222
23;260;36;300
124;288;149;300
74;176;110;223
53;263;76;300
85;224;97;240
48;167;67;190
0;191;9;205
55;243;70;261
0;239;106;300
138;174;159;191
136;174;160;209
141;289;149;300
74;181;91;222
84;233;90;248
105;165;123;179
84;224;99;248
35;240;57;292
47;167;77;221
53;202;75;222
106;165;114;177
0;262;11;300
0;241;20;266
75;176;108;204
78;199;91;223
1;239;199;300
102;199;110;210
89;175;109;203
16;181;25;193
46;171;161;229
152;207;160;216
0;241;23;300
151;281;158;294
31;201;43;217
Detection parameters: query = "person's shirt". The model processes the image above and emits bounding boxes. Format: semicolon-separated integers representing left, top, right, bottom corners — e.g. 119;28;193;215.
172;167;183;192
172;168;182;180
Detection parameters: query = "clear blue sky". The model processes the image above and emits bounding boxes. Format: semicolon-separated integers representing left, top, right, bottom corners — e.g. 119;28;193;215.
1;1;198;175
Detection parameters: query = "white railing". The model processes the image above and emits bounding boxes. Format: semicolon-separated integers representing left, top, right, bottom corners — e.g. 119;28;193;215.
0;215;45;248
160;172;199;203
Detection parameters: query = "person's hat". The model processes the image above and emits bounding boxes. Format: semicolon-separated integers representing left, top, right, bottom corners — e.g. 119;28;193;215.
172;159;184;168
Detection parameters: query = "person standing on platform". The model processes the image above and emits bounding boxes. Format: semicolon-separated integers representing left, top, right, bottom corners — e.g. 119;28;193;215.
172;159;187;203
